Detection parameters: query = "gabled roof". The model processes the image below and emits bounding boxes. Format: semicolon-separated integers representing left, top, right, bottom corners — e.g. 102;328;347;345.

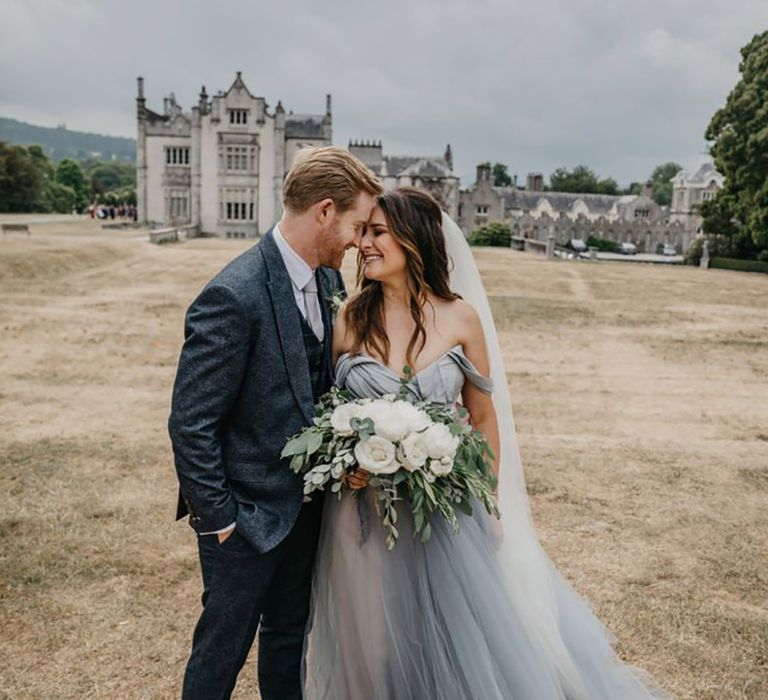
380;155;453;178
502;189;623;213
225;71;255;99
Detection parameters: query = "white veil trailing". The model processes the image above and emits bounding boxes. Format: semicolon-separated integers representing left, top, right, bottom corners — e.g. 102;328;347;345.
441;213;670;700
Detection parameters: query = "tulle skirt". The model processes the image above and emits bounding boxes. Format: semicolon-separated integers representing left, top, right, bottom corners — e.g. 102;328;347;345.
303;490;670;700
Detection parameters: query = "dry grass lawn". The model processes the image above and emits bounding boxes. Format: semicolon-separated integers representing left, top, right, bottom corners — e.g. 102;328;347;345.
1;220;766;698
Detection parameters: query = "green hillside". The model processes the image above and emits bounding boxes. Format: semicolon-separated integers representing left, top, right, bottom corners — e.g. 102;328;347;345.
0;116;136;163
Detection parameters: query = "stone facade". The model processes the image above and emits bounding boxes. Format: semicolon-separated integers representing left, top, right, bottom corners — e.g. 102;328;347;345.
136;73;331;238
348;141;460;220
457;163;718;253
669;155;724;236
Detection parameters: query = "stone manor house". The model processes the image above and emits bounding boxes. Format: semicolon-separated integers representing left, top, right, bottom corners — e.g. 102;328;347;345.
136;73;718;251
458;157;722;254
136;73;459;237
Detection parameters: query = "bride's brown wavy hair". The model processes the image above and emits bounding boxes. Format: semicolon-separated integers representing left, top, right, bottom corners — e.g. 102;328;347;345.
344;186;460;367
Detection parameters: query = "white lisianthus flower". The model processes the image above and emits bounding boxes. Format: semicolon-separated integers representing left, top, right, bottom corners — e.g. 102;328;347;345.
429;457;453;476
361;401;411;443
399;433;429;472
423;423;460;460
394;401;431;434
354;435;398;474
330;403;363;436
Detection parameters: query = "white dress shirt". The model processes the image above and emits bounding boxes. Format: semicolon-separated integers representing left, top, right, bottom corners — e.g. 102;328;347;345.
200;223;320;537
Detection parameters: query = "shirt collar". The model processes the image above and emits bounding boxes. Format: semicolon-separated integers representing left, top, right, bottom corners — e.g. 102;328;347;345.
272;223;314;291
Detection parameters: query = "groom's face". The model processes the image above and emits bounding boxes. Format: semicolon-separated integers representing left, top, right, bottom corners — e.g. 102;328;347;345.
316;192;376;269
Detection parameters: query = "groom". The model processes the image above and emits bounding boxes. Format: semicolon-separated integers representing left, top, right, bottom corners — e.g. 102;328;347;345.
168;146;383;699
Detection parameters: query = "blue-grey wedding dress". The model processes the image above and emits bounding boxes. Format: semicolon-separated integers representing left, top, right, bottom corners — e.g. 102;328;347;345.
303;346;669;700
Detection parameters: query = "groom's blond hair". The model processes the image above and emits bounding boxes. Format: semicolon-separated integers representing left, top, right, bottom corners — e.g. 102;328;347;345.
282;146;383;214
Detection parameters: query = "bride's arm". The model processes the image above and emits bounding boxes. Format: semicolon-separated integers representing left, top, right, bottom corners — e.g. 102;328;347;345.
457;302;501;486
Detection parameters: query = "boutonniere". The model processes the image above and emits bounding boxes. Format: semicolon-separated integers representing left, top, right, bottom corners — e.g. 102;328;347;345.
326;288;346;316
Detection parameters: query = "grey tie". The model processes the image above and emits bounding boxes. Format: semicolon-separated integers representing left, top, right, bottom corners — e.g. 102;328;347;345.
302;276;325;342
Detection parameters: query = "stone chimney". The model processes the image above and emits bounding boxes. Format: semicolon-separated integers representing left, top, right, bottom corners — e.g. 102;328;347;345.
526;172;544;192
642;180;654;198
476;162;492;184
349;140;383;170
444;144;453;170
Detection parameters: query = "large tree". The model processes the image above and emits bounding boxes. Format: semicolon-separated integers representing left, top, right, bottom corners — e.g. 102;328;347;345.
703;30;768;254
649;162;682;206
549;165;619;195
0;141;43;212
55;158;89;208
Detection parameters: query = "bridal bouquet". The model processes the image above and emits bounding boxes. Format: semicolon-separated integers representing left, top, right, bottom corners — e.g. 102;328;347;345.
281;386;499;549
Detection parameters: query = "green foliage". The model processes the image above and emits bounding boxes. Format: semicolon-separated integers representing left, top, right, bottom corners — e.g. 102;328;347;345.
468;221;512;247
710;257;768;274
649;162;683;206
0;139;136;213
85;161;136;196
624;182;643;195
549;165;619;195
55;159;89;208
704;31;768;257
683;234;734;265
492;162;512;187
586;235;620;253
0;141;43;212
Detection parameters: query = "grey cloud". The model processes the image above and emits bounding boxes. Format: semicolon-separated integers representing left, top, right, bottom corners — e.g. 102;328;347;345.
1;0;766;185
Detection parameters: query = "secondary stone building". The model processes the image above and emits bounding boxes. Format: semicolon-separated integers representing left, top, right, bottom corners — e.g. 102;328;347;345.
458;164;708;253
136;73;331;237
669;155;724;237
348;141;459;220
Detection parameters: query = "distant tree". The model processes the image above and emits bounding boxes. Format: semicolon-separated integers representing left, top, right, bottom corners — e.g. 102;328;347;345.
624;182;643;195
55;158;89;208
549;165;618;194
87;161;136;196
649;162;682;206
0;141;43;212
492;163;512;187
468;221;512;247
703;30;768;256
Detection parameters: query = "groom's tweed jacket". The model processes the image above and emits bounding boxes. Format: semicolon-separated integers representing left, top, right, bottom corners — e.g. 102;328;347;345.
168;229;342;553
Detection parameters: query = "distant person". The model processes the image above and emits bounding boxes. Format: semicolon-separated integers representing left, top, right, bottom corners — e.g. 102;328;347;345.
168;146;382;699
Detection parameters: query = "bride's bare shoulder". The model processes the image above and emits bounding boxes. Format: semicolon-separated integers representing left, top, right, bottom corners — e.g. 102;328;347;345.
440;298;483;339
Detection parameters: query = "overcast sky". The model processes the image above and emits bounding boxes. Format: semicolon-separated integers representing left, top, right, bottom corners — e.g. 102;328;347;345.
1;0;766;186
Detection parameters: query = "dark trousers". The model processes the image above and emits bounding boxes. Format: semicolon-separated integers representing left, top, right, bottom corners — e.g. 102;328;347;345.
182;497;324;700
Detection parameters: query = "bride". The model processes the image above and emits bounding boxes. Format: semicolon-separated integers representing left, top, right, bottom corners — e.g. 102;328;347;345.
303;186;671;699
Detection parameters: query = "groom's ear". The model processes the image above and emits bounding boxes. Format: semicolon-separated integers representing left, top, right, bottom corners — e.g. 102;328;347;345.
315;198;335;225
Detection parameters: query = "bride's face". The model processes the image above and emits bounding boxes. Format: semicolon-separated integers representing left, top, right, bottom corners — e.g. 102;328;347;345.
360;206;408;281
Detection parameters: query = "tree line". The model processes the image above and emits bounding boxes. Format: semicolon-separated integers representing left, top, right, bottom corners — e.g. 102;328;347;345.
0;140;136;213
482;162;682;207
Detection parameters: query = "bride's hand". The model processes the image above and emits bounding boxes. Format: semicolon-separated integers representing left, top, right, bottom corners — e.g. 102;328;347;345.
344;468;370;490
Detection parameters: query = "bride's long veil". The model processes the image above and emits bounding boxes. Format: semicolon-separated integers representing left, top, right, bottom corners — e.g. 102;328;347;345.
441;213;669;700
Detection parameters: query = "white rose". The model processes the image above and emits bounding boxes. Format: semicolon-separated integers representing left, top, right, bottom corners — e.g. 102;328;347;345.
422;423;460;460
354;435;398;474
399;433;429;472
362;401;410;443
330;403;363;436
394;401;431;434
429;457;453;476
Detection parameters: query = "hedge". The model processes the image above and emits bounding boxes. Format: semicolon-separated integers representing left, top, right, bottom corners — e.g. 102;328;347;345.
710;257;768;274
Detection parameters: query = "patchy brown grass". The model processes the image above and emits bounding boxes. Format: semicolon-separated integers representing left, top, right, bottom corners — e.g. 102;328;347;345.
0;231;766;698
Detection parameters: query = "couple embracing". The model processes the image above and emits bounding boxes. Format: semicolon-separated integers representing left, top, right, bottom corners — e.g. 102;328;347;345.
169;147;670;699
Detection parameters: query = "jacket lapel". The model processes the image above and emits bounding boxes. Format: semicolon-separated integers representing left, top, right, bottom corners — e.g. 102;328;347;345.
317;268;335;380
260;229;315;423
